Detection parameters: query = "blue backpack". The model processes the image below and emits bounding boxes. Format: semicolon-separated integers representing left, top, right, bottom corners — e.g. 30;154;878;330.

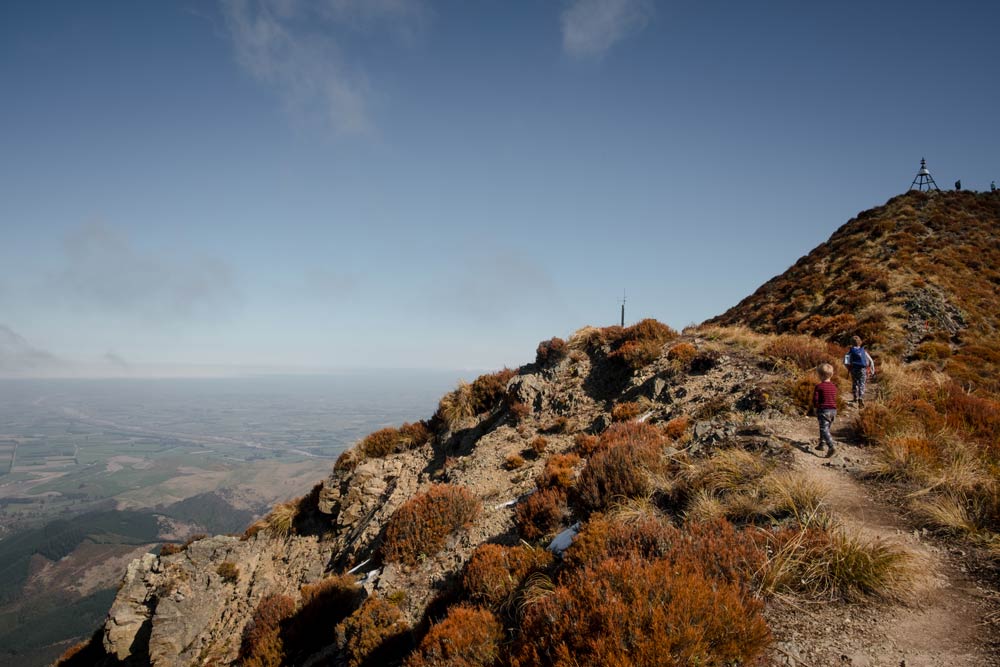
849;346;866;367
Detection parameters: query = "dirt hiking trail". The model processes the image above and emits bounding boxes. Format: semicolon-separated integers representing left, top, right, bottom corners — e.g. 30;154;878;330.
760;408;1000;667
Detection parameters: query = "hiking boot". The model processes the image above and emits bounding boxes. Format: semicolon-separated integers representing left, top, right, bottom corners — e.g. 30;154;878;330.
826;444;836;457
814;441;825;451
858;398;865;408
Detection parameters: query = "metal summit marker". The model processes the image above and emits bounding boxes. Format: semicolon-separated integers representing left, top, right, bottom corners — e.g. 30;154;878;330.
910;157;941;192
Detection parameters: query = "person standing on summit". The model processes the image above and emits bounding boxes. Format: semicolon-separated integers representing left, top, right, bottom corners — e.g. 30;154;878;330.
844;336;876;405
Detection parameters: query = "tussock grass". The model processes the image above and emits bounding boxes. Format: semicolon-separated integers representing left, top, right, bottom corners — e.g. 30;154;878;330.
264;501;298;537
437;381;474;429
763;471;828;523
685;448;772;495
759;524;915;603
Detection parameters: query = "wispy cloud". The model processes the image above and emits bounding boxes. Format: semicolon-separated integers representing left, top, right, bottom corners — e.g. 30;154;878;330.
447;252;558;322
561;0;653;58
220;0;426;135
0;324;67;376
53;222;238;321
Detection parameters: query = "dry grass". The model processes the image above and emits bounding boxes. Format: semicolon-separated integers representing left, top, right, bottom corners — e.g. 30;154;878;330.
437;381;474;429
758;523;915;603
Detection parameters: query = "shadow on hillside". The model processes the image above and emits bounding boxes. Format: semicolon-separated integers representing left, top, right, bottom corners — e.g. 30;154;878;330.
581;353;633;404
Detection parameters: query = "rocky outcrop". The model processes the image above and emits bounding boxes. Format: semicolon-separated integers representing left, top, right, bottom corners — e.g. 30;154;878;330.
103;535;334;666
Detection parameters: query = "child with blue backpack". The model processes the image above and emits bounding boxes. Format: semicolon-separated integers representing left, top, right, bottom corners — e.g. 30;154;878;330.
844;336;876;405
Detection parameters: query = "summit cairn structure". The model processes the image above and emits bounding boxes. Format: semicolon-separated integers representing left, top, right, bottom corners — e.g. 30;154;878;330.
910;157;940;192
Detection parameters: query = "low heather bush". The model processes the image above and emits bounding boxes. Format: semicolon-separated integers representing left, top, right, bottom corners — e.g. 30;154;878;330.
764;335;840;371
508;401;531;422
572;433;599;457
405;605;502;667
237;593;296;667
382;485;481;565
470;368;517;415
535;337;568;366
528;436;548;456
607;319;678;370
575;422;666;513
536;453;580;490
504;453;525;470
611;401;641;422
336;596;411;667
282;574;362;661
666;341;697;367
663;415;690;441
462;544;553;611
515;487;568;540
509;555;769;666
357;422;432;460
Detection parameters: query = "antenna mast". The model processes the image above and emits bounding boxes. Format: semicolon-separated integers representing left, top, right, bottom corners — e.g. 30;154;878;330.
620;290;626;327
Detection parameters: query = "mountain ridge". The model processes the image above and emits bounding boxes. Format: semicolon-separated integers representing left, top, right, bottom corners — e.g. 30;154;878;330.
56;190;1000;667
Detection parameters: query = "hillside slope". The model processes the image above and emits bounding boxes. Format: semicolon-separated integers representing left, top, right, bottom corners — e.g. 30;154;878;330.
710;190;1000;392
57;192;1000;667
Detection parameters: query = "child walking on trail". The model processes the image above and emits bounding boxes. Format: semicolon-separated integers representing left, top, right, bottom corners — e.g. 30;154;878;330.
844;335;876;405
814;363;837;457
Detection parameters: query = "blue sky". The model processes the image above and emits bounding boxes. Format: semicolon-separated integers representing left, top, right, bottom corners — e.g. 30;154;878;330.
2;0;998;376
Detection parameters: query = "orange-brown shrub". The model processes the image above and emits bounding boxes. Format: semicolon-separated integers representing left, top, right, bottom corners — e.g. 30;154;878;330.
509;401;531;422
529;436;548;456
607;319;678;370
336;596;410;667
508;555;769;667
282;574;362;661
764;335;839;370
941;384;1000;451
667;342;697;366
611;401;641;422
462;544;554;611
535;337;568;366
237;593;296;667
787;374;819;414
470;368;517;415
405;605;502;667
564;516;764;584
358;422;432;460
663;415;690;441
573;433;599;457
382;485;482;565
160;542;183;556
217;561;240;583
854;404;909;446
515;488;568;540
543;415;571;434
914;341;952;362
536;453;580;490
504;453;525;470
574;422;665;513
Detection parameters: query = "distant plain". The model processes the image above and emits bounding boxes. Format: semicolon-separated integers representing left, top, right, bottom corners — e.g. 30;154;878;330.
0;370;466;665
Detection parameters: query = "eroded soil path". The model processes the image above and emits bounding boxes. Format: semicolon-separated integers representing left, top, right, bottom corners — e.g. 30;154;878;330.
761;409;1000;667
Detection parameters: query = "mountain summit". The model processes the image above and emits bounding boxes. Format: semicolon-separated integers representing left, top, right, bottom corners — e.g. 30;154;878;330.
711;190;1000;392
58;191;1000;667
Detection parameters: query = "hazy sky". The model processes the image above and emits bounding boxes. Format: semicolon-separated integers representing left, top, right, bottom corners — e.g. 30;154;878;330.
2;0;998;376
